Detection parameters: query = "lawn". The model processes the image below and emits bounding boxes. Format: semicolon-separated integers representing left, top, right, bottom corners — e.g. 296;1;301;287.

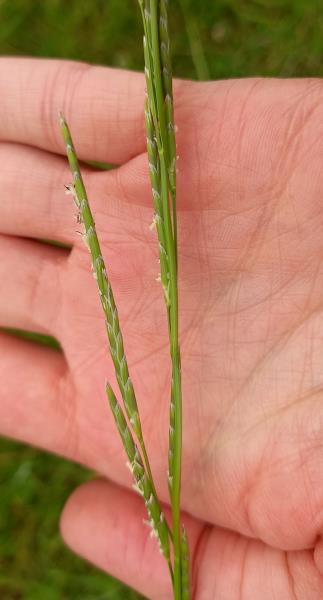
0;0;322;598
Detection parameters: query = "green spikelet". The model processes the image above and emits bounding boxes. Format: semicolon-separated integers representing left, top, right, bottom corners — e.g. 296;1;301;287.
181;526;190;599
107;383;171;561
60;113;143;442
159;0;177;198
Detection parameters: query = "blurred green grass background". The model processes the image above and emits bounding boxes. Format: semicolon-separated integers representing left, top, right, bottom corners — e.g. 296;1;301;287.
0;0;323;598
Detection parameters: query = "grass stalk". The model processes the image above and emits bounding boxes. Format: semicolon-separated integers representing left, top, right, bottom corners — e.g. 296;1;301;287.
60;1;189;593
138;2;186;597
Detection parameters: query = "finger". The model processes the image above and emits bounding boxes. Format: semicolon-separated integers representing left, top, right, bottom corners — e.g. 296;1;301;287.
0;235;67;336
0;142;149;243
61;479;323;600
195;528;323;599
60;479;204;600
0;333;73;455
0;143;77;245
0;332;121;473
0;58;148;164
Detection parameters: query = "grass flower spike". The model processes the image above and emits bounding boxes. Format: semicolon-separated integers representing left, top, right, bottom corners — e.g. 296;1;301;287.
59;115;173;579
60;2;189;596
107;384;170;562
138;1;187;597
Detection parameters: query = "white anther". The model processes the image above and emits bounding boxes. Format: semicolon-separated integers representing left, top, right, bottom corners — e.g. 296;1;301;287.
159;243;167;256
150;214;159;231
149;162;157;175
160;16;167;30
130;415;137;428
132;483;144;496
87;225;95;239
95;255;104;270
125;377;133;393
80;233;89;249
161;42;169;54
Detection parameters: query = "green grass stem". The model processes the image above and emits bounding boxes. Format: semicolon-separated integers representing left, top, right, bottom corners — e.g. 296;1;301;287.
138;2;187;597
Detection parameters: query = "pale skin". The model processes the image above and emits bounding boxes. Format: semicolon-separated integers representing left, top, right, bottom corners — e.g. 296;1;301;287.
2;58;323;599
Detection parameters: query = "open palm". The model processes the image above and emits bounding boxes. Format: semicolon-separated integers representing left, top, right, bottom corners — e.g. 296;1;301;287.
2;58;323;598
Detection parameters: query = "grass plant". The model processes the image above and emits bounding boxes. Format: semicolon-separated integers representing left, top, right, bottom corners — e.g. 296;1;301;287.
60;2;188;597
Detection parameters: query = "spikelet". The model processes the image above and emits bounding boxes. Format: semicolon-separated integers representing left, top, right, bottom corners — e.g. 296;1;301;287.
181;526;190;599
107;384;170;560
60;114;144;442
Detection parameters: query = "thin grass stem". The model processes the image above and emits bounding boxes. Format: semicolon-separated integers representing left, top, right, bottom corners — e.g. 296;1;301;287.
138;2;186;597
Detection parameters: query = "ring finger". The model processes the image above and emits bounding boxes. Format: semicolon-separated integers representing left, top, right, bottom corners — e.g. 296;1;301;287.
0;233;67;336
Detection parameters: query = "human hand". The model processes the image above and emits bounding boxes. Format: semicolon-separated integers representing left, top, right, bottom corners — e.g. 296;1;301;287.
1;58;323;598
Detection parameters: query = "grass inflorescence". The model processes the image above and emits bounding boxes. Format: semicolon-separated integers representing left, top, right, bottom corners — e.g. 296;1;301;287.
138;1;187;597
60;2;188;597
60;114;173;579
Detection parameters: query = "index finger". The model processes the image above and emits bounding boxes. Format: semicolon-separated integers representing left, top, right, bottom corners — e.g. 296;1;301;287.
0;58;146;164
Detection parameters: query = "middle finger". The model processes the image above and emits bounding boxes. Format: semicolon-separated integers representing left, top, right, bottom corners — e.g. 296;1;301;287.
0;142;148;245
